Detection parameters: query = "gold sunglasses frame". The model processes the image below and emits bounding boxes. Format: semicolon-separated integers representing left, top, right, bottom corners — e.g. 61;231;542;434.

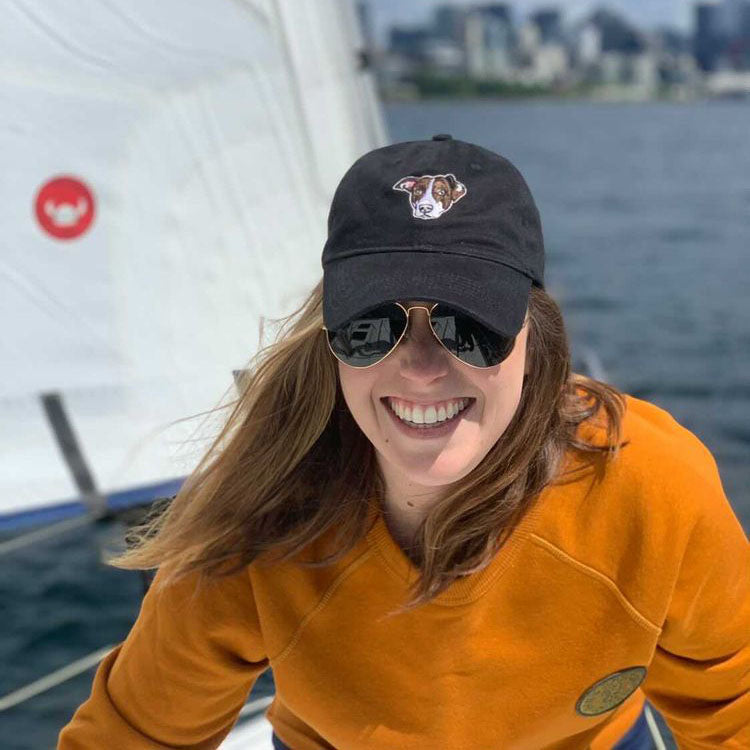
320;301;519;370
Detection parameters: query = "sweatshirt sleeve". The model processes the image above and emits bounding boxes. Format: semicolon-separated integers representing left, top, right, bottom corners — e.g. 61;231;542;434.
640;452;750;750
57;562;270;750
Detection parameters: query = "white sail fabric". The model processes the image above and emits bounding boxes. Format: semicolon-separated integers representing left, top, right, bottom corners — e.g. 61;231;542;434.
0;0;386;525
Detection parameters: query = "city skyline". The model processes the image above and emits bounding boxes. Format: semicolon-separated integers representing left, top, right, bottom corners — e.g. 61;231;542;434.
369;0;750;100
369;0;696;47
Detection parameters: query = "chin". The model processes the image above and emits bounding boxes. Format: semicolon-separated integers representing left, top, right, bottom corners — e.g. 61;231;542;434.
395;454;478;485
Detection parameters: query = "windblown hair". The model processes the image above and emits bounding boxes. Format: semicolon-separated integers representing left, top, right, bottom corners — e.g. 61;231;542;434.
108;280;628;615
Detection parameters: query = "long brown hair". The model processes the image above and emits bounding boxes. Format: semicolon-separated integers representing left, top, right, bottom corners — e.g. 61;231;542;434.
107;280;628;614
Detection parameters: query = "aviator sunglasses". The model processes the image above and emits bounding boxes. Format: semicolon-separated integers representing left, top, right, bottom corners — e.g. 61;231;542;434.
321;301;520;370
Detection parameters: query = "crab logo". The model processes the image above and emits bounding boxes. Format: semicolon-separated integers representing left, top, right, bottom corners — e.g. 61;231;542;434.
44;197;88;227
393;173;467;220
34;175;95;240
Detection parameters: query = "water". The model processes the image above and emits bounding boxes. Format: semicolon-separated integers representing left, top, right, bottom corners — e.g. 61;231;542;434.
387;99;750;517
3;100;748;749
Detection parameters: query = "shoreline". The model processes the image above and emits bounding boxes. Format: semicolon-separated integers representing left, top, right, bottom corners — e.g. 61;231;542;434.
380;91;750;105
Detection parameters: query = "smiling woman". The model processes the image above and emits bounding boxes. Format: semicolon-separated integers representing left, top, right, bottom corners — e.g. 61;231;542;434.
336;298;533;555
59;136;750;750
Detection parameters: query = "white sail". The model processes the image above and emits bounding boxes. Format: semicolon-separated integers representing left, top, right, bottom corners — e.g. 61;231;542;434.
0;0;386;528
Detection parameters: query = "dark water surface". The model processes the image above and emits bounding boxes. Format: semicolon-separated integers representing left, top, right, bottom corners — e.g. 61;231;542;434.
387;99;750;520
2;100;748;749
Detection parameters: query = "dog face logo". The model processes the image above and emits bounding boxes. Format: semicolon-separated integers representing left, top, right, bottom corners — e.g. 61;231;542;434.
393;173;467;220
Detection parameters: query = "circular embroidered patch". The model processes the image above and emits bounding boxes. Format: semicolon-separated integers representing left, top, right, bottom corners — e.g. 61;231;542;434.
34;175;95;240
575;666;648;717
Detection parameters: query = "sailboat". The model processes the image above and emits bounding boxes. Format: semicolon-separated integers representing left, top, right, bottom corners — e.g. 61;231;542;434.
0;3;618;745
0;0;385;744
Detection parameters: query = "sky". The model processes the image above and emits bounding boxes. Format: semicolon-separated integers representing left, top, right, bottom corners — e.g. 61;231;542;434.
367;0;698;47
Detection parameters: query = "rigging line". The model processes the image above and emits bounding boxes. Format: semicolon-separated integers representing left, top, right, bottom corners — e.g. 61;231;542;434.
0;392;108;556
0;646;273;715
237;695;274;719
0;644;116;712
643;703;668;750
0;514;93;556
577;345;609;382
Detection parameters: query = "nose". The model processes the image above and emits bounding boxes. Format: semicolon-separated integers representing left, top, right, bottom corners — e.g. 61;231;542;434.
418;203;433;214
397;308;449;378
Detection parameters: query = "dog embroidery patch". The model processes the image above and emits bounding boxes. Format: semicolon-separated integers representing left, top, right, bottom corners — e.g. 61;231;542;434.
393;173;467;220
575;666;648;717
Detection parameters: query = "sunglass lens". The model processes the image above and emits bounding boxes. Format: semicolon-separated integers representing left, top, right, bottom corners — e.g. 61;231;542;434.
327;304;407;367
430;305;516;367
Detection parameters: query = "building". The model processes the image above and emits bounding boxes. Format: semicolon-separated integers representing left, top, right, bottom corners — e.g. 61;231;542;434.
376;0;716;100
723;0;750;69
530;8;563;44
433;4;468;45
464;4;516;79
587;8;645;54
388;26;433;65
694;1;726;71
517;13;569;85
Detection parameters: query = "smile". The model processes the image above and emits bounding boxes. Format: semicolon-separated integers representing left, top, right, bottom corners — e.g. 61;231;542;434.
386;396;471;426
381;397;476;439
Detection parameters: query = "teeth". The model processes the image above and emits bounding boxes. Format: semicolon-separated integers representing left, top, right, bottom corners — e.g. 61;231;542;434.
389;398;469;426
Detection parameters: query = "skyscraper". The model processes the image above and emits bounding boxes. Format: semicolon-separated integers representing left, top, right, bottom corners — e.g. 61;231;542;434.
694;1;726;71
530;8;563;44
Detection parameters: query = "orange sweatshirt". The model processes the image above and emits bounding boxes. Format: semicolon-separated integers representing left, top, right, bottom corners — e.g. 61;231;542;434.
58;394;750;750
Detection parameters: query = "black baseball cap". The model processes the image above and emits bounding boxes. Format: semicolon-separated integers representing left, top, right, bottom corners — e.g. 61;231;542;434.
321;134;545;338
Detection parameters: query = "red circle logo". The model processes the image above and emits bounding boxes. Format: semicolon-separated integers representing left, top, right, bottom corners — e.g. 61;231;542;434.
34;175;96;240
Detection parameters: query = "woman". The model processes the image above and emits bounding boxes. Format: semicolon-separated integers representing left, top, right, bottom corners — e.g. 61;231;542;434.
58;136;749;749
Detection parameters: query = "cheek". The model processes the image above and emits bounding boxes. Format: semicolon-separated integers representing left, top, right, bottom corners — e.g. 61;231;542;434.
475;372;524;448
481;339;528;418
338;365;378;419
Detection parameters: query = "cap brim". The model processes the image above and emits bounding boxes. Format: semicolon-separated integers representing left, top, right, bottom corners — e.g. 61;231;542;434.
323;250;531;338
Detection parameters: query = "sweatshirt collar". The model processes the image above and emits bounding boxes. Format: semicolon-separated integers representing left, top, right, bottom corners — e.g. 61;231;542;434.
364;495;544;607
